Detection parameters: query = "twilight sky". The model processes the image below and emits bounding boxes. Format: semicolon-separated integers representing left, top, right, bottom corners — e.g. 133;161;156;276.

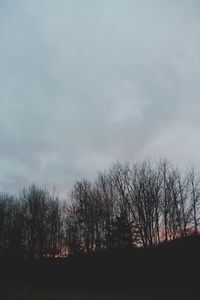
0;0;200;195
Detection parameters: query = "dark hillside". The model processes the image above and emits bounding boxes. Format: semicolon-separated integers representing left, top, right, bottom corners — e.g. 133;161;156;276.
0;235;200;292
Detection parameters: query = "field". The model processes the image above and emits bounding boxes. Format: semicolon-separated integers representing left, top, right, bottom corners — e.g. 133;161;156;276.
0;285;197;300
1;236;200;299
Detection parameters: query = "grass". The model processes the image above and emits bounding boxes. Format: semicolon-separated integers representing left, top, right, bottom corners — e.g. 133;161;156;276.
1;236;200;299
0;285;197;300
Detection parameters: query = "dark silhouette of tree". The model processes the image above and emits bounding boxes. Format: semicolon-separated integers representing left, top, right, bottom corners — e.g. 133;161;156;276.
110;213;133;248
188;168;200;234
0;159;200;259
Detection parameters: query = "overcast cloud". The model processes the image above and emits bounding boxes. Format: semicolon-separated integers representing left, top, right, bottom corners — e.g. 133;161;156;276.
0;0;200;195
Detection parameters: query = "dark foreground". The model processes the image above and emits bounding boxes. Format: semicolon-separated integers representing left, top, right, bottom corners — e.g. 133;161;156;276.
0;236;200;299
0;287;198;300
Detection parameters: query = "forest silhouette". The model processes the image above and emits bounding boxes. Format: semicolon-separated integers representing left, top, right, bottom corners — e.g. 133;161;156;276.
0;159;200;293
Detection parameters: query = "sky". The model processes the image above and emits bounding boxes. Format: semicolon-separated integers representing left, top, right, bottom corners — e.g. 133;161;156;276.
0;0;200;196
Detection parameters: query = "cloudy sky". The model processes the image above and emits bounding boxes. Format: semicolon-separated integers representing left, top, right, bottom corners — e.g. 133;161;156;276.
0;0;200;195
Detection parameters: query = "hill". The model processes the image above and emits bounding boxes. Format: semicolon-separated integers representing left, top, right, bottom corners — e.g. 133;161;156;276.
0;235;200;293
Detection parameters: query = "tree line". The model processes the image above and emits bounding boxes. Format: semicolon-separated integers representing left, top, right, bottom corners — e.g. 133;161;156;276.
0;159;199;258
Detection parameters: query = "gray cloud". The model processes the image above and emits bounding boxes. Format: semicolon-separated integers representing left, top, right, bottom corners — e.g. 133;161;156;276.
0;0;200;195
